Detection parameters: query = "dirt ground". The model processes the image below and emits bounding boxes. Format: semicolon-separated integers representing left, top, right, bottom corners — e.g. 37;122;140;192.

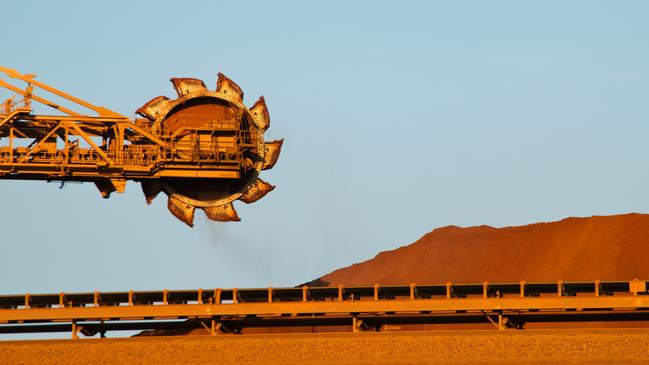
2;329;649;364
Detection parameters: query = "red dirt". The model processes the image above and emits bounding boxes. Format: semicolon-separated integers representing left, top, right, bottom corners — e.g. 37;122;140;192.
4;330;649;364
317;213;649;286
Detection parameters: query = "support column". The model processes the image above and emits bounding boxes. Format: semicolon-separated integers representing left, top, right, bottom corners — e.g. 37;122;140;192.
210;319;221;336
71;322;79;339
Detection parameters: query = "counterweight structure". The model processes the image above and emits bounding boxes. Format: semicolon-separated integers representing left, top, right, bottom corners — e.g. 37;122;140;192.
0;67;282;226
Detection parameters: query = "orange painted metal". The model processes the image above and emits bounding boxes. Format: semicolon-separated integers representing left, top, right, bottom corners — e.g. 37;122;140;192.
0;66;282;226
1;280;648;338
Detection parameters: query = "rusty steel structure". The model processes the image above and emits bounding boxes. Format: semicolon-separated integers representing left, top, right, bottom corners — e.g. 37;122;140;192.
0;67;282;226
1;280;648;339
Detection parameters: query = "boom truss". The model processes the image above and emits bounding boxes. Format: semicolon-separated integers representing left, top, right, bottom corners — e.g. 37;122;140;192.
0;67;240;197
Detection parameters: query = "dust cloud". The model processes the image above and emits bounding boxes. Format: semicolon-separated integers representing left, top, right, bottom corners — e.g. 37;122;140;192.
197;213;272;285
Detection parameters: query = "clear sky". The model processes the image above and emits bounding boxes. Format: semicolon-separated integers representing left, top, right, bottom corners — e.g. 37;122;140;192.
1;1;648;294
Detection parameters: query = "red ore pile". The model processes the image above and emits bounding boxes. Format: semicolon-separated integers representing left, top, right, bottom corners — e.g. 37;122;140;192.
315;213;649;286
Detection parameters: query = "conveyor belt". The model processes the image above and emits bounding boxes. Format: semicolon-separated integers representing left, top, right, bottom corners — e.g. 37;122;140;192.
1;280;647;338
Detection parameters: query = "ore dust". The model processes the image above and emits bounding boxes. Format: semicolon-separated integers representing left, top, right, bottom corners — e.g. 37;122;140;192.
199;214;272;281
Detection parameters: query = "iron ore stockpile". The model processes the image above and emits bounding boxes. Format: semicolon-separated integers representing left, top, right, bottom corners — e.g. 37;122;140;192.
315;213;649;285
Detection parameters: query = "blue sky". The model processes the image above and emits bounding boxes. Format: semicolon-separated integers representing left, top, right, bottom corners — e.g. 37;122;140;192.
1;1;648;294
